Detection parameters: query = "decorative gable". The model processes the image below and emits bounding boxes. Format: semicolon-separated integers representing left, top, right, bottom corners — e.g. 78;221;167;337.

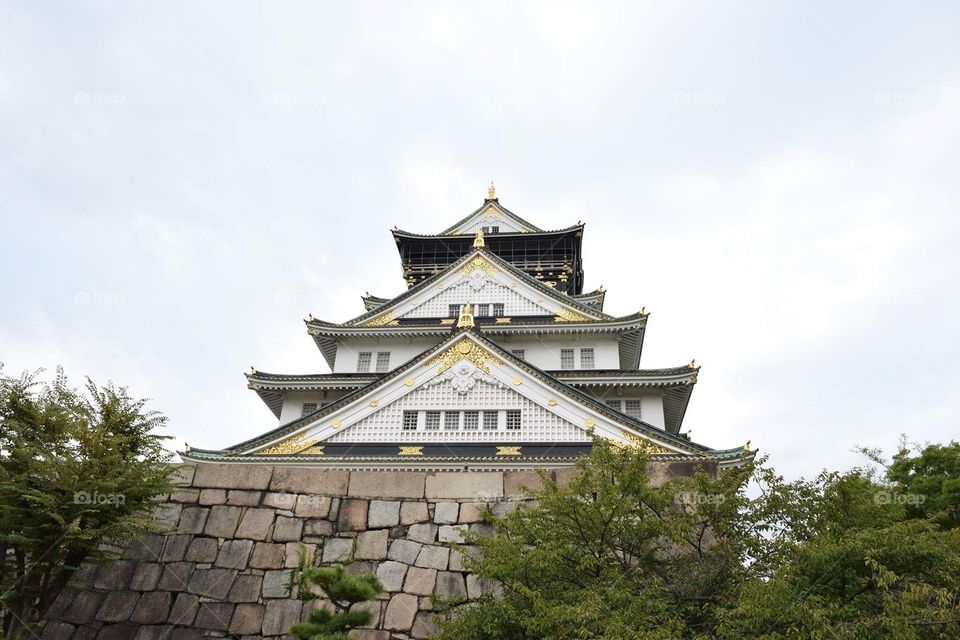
449;203;537;235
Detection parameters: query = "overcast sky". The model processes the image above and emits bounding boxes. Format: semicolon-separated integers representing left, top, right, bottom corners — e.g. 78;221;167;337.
1;1;957;479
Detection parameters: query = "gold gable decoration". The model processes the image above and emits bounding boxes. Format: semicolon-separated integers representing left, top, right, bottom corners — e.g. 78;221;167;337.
458;255;499;278
424;338;505;375
363;312;398;327
259;435;321;455
554;308;592;323
616;430;675;455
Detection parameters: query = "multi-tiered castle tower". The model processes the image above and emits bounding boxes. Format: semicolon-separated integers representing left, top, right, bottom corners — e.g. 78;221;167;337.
183;186;753;469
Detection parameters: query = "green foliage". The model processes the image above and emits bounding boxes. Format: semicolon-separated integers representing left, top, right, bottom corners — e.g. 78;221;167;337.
0;366;174;638
887;441;960;528
436;438;960;639
288;543;384;640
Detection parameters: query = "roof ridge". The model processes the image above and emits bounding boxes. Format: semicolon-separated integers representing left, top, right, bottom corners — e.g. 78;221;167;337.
438;200;545;235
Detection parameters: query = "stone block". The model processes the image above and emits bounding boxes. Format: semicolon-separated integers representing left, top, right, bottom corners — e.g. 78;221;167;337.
152;503;182;529
284;542;318;568
203;505;242;538
235;507;275;540
195;601;234;631
184;536;218;563
124;534;164;561
552;467;579;488
383;593;418;631
229;602;265;635
169;488;200;503
262;569;292;598
337;498;368;531
177;506;209;534
448;548;466;571
187;568;237;599
198;488;226;505
426;472;503;500
467;573;503;598
349;471;425;499
388;539;422;564
262;599;303;635
250;542;286;568
403;567;437;596
216;538;254;569
504;470;546;497
95;622;138;640
350;600;382;628
415;545;449;570
94;560;136;590
227;489;262;506
168;629;203;640
412;611;439;638
457;501;487;523
167;592;199;625
433;501;459;524
63;591;104;624
407;523;437;544
130;562;162;591
262;491;297;510
368;500;401;528
160;533;192;562
132;625;176;640
305;518;333;537
157;562;195;591
435;571;467;599
95;590;139;622
273;515;304;541
192;463;273;490
355;529;389;560
438;524;468;544
229;574;263;602
39;621;74;640
271;467;349;494
376;560;409;592
129;591;171;624
322;536;354;563
171;463;195;486
400;501;429;524
295;494;332;517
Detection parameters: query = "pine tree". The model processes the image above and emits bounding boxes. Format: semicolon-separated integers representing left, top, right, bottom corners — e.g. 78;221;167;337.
288;543;384;640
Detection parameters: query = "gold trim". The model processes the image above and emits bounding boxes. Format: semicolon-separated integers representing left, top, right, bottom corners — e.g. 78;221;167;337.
259;435;320;455
424;337;505;375
457;303;475;328
496;446;522;457
399;446;423;456
331;419;342;429
458;255;499;278
473;230;485;248
585;418;596;428
512;376;522;385
495;317;512;324
554;308;591;323
440;318;454;325
300;445;325;456
547;399;557;406
617;430;675;455
405;377;415;386
369;400;379;408
364;313;398;327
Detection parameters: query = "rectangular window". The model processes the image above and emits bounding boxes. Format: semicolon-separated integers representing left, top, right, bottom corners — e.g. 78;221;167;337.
375;352;391;373
402;410;419;431
506;409;521;430
482;411;499;430
604;399;621;411
580;348;595;369
624;400;642;420
444;411;460;430
490;226;500;234
560;349;575;370
448;304;460;317
463;410;479;430
481;226;489;233
357;352;372;372
425;411;441;430
475;303;490;317
492;303;504;317
301;402;317;417
511;349;525;360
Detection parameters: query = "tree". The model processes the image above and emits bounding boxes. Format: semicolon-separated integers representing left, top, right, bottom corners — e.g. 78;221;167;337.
0;367;174;638
288;543;384;640
887;441;960;529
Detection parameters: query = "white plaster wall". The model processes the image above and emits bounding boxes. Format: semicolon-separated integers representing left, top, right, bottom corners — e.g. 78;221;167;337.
400;278;552;319
454;210;528;234
332;337;443;374
278;390;352;425
487;335;620;370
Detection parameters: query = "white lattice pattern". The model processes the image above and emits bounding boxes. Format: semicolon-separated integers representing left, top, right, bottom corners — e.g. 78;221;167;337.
401;278;552;319
326;378;591;443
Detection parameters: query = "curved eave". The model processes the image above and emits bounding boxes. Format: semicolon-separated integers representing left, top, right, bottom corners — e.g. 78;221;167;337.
393;224;583;240
572;288;606;310
361;294;390;312
437;200;546;235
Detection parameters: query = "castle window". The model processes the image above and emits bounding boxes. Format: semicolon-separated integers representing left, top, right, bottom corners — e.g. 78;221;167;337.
475;303;490;316
357;352;372;372
375;352;391;372
560;349;575;370
506;409;521;430
301;402;317;417
492;303;504;316
580;348;595;369
624;400;642;420
482;411;499;430
444;411;460;430
425;411;441;430
464;411;479;430
449;304;461;317
605;399;621;411
402;410;419;431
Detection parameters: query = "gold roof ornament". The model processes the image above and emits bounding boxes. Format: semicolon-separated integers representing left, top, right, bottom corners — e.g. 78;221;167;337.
250;366;256;374
688;359;697;369
487;181;496;200
473;229;485;248
457;303;475;329
744;440;751;452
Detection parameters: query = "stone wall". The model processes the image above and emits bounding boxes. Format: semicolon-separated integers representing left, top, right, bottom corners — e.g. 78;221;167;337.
40;460;714;640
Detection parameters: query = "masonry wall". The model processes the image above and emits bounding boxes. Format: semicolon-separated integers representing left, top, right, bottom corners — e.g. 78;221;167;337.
40;461;713;640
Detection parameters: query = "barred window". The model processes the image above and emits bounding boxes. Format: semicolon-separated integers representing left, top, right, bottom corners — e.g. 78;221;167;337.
604;399;621;411
475;303;490;317
482;411;499;430
444;411;460;430
506;409;521;430
425;411;441;430
463;411;479;430
375;352;391;373
492;303;504;317
624;400;642;420
449;304;460;317
560;349;575;370
357;352;372;372
580;348;595;369
301;402;317;417
490;226;500;233
511;349;525;360
402;410;419;431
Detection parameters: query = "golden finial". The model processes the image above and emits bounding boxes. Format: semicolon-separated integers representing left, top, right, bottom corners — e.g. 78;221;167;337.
744;440;751;452
250;366;256;374
184;442;190;453
487;181;496;200
307;313;315;321
597;285;605;292
457;303;475;328
688;359;697;369
473;229;485;248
